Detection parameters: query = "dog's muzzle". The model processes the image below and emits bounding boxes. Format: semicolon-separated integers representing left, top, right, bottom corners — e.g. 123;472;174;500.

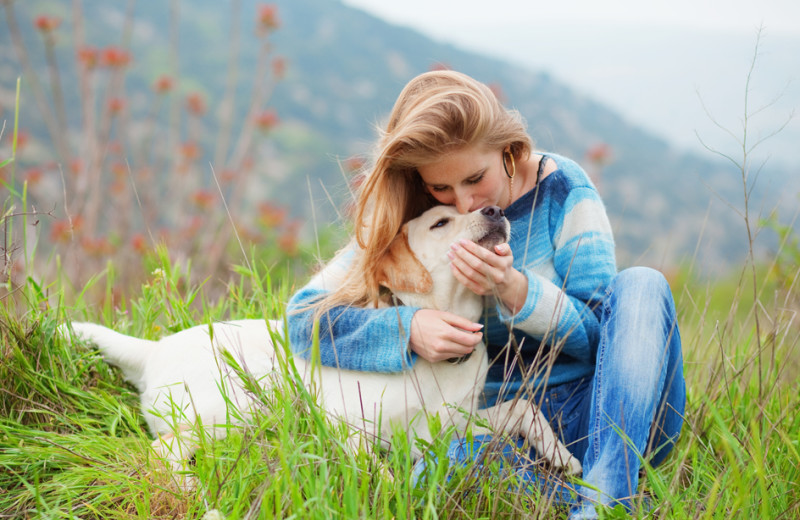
476;206;510;250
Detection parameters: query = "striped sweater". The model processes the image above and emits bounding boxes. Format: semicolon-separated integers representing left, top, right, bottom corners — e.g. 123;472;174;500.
286;153;617;406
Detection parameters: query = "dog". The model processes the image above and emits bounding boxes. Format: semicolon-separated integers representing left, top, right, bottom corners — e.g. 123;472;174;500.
60;205;582;481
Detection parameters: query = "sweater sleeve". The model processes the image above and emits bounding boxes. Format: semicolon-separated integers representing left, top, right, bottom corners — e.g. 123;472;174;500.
496;186;616;363
286;246;420;372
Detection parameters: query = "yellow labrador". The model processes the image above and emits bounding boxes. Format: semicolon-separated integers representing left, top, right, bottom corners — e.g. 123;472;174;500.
61;205;581;480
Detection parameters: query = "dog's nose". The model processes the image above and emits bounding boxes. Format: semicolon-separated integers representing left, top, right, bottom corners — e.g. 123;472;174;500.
480;206;504;221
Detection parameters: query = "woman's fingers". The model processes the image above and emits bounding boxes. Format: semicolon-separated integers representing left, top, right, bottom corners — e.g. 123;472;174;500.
409;309;483;363
440;312;484;332
448;239;514;294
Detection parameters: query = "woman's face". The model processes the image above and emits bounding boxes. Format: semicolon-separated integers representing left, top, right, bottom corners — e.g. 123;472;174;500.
417;145;507;214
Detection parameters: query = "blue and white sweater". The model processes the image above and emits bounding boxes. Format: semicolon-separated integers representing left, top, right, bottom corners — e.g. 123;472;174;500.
287;153;617;406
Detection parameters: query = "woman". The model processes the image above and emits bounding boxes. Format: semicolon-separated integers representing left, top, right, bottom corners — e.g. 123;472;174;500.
287;70;685;519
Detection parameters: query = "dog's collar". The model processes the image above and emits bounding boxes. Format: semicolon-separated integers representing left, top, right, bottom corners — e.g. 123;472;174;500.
447;351;473;364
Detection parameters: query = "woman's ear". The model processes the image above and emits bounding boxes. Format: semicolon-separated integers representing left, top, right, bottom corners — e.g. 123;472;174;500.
376;225;433;294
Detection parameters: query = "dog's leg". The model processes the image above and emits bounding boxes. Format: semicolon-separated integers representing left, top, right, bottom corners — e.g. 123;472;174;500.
150;425;201;490
475;399;582;475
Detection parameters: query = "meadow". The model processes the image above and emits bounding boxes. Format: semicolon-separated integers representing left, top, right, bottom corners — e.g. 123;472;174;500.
2;5;799;518
1;217;798;519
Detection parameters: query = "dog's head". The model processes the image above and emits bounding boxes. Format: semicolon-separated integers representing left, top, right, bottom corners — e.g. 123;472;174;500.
377;205;511;321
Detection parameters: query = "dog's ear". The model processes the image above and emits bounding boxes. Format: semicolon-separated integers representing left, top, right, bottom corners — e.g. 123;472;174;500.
377;225;433;294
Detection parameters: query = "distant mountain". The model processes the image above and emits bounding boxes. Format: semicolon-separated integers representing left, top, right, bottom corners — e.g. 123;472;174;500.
2;0;794;273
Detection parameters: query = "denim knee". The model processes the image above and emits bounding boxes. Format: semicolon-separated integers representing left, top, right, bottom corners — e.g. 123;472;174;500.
610;267;672;301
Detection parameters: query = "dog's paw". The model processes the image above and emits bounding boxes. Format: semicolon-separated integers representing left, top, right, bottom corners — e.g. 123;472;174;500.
549;447;582;476
564;455;582;476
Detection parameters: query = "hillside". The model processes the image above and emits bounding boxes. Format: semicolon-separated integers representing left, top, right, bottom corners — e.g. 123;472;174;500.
1;0;795;273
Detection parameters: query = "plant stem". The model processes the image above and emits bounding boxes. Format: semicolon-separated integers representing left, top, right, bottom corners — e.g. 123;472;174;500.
213;0;242;170
42;32;69;149
2;1;70;165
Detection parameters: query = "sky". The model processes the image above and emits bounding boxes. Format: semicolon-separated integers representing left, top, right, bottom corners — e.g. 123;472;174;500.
342;0;800;35
342;0;800;169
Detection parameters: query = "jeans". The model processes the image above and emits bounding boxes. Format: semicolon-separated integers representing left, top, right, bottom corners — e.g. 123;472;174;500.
425;267;686;518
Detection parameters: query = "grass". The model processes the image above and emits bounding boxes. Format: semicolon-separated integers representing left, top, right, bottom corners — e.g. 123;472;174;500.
1;242;798;519
0;254;572;519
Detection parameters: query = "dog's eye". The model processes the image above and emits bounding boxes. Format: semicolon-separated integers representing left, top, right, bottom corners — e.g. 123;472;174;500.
430;218;450;230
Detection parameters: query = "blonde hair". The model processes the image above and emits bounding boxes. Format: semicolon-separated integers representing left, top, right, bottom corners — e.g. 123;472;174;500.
317;70;532;315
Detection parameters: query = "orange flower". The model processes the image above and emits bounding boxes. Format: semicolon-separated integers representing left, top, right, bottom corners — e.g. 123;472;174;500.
14;130;30;150
110;162;127;178
191;190;215;210
100;46;131;68
108;97;126;115
186;92;206;116
278;232;298;256
77;46;99;69
153;75;174;94
131;233;148;254
179;141;201;161
257;4;280;34
34;15;61;33
241;156;255;171
51;216;83;243
69;158;84;175
254;109;279;131
51;221;72;242
25;167;43;186
258;201;286;228
271;56;287;79
586;143;612;166
110;180;126;195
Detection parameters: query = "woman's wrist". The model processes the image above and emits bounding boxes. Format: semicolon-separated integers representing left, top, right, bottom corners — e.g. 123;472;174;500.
498;268;528;315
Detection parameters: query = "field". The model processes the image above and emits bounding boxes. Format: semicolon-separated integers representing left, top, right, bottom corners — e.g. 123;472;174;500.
1;217;799;519
2;6;799;518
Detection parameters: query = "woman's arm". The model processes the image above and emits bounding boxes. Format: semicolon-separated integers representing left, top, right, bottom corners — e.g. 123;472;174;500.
498;186;616;363
286;247;420;372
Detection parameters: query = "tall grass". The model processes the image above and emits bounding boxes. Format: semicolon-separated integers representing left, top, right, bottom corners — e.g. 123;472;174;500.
1;242;798;518
1;256;576;519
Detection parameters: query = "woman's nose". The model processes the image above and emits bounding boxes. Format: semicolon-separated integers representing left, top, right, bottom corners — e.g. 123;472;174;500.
453;191;472;214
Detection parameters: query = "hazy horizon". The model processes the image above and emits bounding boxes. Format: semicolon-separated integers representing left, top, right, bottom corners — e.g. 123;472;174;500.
343;0;800;170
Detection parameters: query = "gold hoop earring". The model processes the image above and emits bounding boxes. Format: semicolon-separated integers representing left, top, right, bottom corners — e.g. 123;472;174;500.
503;151;516;207
503;151;516;179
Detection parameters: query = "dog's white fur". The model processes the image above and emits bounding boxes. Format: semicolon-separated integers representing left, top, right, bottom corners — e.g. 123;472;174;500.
61;206;581;479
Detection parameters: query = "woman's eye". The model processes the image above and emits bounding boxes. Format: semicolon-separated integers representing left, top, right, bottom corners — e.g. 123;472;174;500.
466;173;484;185
430;185;448;193
430;218;450;229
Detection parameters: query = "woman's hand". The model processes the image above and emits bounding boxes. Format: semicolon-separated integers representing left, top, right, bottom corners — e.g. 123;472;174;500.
409;309;483;363
448;240;528;314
